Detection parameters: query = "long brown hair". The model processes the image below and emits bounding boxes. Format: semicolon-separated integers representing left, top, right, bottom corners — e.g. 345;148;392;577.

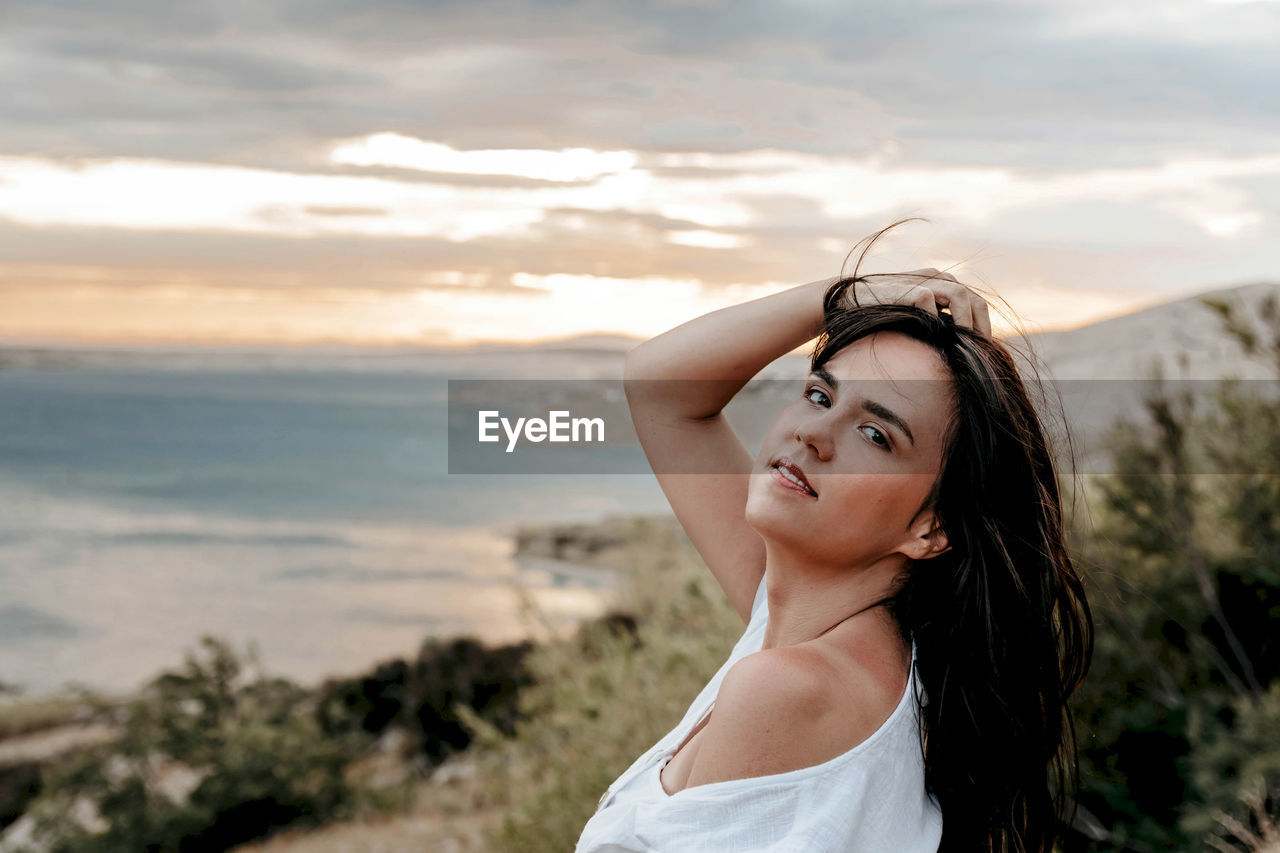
812;224;1094;852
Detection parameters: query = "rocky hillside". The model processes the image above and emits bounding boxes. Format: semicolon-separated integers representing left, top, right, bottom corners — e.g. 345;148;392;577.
1026;281;1279;381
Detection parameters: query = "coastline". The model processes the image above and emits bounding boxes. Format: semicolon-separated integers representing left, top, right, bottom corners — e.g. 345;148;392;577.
0;513;687;852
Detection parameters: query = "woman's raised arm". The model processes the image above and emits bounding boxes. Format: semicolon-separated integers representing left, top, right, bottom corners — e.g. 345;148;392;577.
622;277;836;623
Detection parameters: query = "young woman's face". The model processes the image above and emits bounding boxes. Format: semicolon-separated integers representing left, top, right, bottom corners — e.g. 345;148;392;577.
745;331;956;570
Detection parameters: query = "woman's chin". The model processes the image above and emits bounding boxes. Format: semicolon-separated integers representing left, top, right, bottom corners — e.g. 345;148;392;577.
744;493;809;543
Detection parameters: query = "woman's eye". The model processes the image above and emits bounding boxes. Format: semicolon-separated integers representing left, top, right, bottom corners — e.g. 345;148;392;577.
804;387;830;406
860;425;891;450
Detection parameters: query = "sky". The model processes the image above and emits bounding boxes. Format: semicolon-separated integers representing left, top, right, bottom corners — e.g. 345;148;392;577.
0;0;1278;346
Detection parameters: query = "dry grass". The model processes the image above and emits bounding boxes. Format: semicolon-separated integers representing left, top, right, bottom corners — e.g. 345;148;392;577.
0;692;115;741
1206;778;1280;853
232;756;500;853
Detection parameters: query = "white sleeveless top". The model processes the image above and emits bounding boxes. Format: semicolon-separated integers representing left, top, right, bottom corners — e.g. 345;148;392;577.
576;573;943;852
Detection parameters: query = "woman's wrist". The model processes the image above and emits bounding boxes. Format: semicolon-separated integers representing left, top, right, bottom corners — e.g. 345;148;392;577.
623;276;835;419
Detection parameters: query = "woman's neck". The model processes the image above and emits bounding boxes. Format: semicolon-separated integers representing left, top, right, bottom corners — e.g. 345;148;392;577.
760;546;905;650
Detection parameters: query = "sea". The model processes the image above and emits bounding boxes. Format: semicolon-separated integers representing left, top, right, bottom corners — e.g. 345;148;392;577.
0;344;679;697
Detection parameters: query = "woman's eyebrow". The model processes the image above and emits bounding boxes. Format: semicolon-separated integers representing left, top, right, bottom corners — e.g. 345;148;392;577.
863;398;916;447
810;367;916;447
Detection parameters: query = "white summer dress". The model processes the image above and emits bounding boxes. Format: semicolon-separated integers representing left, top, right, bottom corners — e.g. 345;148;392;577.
575;572;944;852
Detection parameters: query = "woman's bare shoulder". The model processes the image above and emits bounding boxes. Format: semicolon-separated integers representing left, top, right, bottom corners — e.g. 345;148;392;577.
681;645;896;790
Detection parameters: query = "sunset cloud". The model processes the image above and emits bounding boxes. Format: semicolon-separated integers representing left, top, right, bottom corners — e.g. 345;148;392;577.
2;146;1274;241
0;0;1276;345
329;133;638;182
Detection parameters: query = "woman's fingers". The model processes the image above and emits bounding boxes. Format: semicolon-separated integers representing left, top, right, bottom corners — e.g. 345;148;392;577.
935;281;992;337
910;286;939;315
972;298;993;338
854;269;992;337
910;274;992;337
945;288;974;330
907;268;961;287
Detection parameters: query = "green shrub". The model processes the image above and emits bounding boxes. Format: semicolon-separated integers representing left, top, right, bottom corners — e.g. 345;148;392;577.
315;635;534;766
1184;681;1280;847
21;637;363;853
1069;293;1280;850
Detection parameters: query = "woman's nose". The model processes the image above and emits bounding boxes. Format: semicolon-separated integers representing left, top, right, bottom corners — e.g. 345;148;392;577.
794;415;834;461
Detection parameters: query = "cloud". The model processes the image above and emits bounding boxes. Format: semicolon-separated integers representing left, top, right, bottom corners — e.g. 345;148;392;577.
329;132;638;181
4;0;1275;168
2;142;1275;243
0;0;1277;345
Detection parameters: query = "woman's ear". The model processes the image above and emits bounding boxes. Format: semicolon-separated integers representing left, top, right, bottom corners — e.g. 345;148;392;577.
902;512;950;560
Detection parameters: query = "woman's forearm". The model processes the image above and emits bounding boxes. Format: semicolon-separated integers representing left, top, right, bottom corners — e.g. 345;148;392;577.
622;276;836;421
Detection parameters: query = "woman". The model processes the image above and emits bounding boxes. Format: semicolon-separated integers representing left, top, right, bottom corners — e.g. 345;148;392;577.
575;224;1093;852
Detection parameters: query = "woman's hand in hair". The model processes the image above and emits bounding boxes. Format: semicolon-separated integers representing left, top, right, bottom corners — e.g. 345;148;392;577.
841;269;992;337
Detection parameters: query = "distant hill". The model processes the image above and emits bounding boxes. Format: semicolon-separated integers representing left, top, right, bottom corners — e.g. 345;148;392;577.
1012;281;1280;474
1024;281;1280;381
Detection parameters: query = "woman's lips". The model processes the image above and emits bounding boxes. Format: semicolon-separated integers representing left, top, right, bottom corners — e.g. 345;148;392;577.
770;457;817;498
